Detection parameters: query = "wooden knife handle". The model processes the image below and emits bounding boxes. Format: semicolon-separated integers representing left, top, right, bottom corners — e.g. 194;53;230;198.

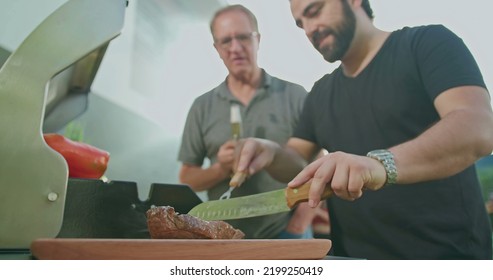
285;182;333;208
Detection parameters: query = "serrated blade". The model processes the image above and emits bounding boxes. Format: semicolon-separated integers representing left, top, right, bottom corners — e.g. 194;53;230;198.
188;189;288;221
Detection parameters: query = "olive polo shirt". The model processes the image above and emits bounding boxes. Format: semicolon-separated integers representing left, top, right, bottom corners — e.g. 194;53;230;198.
178;70;307;238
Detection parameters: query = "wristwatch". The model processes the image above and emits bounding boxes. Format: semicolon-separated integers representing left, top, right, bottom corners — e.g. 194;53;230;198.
366;149;397;185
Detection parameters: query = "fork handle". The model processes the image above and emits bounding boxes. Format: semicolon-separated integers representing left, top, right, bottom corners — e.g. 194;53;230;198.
229;171;247;187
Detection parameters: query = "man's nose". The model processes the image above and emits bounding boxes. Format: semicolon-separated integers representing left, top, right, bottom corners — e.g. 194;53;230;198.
228;37;243;51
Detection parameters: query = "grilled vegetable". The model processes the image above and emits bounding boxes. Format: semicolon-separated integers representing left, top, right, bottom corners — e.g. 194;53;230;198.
43;133;110;179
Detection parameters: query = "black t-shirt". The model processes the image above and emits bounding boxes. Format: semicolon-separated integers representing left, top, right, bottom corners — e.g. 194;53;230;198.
294;25;492;259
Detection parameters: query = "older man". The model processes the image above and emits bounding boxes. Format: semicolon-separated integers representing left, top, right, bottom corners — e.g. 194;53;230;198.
178;5;315;239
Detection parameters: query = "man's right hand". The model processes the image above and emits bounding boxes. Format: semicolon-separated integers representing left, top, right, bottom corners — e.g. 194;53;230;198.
288;151;387;206
234;138;279;176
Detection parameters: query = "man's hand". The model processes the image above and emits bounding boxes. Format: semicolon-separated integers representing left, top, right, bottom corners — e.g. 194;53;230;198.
235;138;279;175
217;140;237;174
288;151;387;207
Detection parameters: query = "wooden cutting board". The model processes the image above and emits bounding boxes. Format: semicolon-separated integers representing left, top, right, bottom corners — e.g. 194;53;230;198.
31;238;331;260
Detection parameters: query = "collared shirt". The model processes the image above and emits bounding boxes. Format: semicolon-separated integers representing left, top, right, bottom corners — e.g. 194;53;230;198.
178;70;307;238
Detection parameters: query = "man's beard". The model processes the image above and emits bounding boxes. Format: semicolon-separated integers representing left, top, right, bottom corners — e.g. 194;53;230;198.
312;1;356;62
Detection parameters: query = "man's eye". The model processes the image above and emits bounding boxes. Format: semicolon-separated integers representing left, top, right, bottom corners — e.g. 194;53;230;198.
306;3;323;18
237;34;249;41
307;8;320;17
220;37;232;45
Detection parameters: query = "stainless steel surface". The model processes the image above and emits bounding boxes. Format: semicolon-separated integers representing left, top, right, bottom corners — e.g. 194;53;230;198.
0;0;126;249
188;189;290;220
43;44;109;132
219;186;234;200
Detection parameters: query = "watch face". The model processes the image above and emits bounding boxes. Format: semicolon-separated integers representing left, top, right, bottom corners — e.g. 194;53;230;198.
374;150;389;157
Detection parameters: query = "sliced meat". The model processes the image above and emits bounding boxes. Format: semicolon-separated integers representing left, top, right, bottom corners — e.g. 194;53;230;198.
147;206;245;239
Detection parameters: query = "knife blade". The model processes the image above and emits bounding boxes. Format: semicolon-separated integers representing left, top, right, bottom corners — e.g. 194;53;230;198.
188;182;333;220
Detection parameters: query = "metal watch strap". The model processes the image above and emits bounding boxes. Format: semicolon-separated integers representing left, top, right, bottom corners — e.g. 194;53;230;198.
366;149;397;185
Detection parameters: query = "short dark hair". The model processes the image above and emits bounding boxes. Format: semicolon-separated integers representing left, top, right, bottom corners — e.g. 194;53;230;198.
209;5;259;36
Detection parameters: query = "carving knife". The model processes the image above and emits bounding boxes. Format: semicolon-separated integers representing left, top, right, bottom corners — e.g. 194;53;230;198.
188;182;333;221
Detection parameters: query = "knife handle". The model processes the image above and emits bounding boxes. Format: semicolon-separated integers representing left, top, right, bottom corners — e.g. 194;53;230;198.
285;182;333;208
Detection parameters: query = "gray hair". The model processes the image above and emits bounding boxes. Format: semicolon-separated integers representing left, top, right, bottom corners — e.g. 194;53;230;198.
209;5;259;36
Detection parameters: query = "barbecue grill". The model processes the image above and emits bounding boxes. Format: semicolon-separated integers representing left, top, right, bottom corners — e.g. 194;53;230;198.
0;0;202;255
0;0;332;260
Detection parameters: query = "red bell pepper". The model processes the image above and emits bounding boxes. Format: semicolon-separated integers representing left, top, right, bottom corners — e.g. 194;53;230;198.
43;133;110;179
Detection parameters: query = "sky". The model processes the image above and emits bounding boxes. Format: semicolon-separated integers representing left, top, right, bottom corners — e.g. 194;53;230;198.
225;0;493;93
2;0;492;108
1;0;492;133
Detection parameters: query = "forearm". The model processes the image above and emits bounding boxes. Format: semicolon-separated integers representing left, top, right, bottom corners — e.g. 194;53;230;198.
179;163;230;192
390;107;493;184
236;138;318;183
265;137;321;183
285;202;319;234
266;145;308;183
